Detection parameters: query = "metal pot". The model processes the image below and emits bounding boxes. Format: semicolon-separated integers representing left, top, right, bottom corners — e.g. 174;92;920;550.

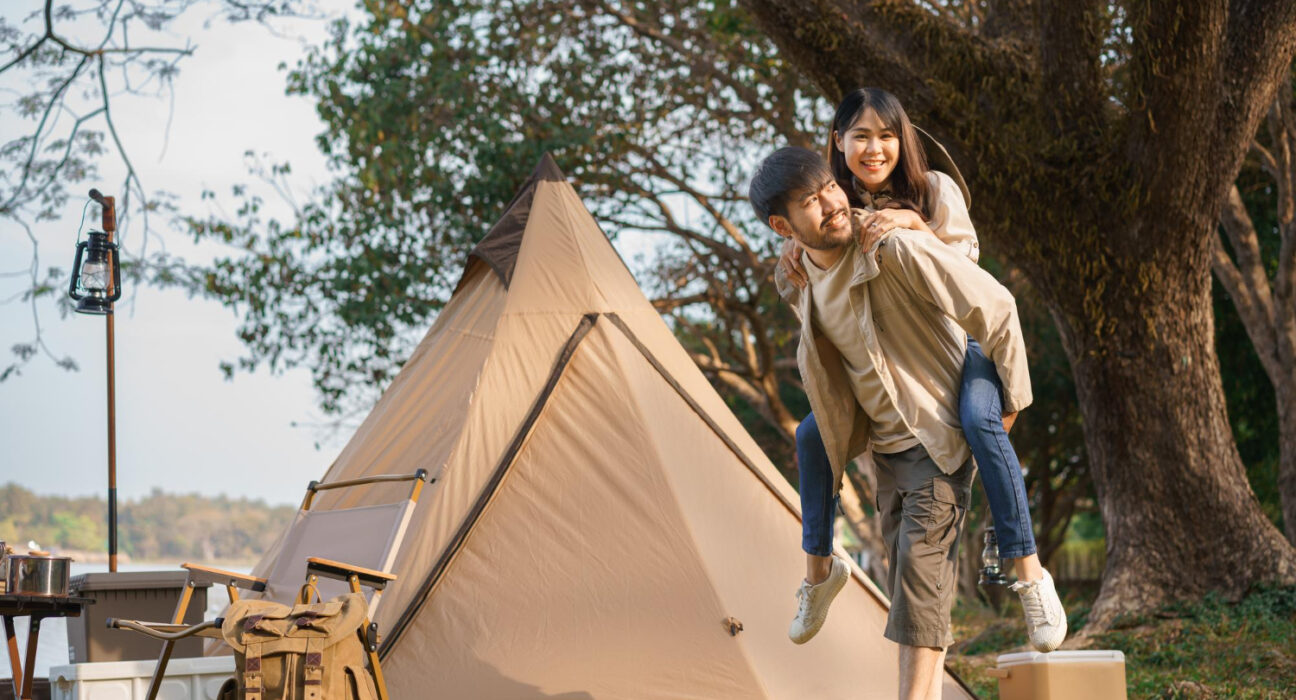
6;554;72;597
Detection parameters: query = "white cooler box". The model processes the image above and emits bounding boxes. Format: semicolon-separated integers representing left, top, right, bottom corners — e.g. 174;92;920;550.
49;656;234;700
988;650;1127;700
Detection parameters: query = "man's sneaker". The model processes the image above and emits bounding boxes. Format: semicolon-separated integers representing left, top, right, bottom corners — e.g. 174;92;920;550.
788;556;850;644
1010;568;1067;652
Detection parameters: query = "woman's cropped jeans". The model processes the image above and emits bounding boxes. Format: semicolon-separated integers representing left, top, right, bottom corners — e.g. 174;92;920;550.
798;338;1037;560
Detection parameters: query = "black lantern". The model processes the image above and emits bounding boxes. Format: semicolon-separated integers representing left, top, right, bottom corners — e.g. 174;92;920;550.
979;528;1010;586
69;229;121;314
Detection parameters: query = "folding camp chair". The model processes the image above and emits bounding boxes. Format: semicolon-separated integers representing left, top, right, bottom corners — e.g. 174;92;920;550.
109;470;429;700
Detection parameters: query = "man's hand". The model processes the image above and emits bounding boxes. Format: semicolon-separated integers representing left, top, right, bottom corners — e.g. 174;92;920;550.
1002;411;1018;433
779;238;808;289
858;207;931;239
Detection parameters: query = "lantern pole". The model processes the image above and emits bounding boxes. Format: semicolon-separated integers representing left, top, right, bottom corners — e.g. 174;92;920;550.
92;189;119;573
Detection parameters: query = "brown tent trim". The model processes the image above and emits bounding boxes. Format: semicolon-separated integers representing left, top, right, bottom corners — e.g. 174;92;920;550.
603;312;980;699
379;311;600;658
453;153;568;294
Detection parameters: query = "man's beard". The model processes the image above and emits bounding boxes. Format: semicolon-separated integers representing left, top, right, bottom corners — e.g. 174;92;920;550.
797;207;853;250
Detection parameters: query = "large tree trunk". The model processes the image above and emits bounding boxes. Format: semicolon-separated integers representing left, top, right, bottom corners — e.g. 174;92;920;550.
1057;260;1296;627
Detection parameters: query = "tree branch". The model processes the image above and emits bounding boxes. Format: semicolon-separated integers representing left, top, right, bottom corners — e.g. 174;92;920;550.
1036;0;1106;132
1212;0;1296;178
982;0;1036;40
736;0;1032;131
1213;189;1282;381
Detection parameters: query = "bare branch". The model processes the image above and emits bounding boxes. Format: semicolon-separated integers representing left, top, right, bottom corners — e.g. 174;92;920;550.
1212;199;1282;382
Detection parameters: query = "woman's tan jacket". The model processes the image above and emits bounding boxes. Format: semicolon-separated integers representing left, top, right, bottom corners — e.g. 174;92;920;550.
775;223;1033;492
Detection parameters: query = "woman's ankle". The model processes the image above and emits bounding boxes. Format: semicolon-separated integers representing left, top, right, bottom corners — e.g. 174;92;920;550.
1013;554;1044;582
806;554;833;584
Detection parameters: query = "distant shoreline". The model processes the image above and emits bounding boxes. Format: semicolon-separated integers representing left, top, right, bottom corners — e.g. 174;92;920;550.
5;547;259;571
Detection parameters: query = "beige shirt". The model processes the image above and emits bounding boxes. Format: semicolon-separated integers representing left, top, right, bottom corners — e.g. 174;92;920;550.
803;242;921;454
776;225;1032;490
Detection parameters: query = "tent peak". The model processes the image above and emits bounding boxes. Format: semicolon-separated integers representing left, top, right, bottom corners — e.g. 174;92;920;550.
455;153;570;292
533;152;566;183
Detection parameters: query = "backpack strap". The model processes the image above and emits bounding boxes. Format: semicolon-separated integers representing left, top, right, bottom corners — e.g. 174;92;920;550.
303;636;324;700
243;641;263;700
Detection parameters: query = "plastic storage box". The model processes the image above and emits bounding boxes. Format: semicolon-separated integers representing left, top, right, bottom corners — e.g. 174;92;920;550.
48;657;233;700
988;650;1127;700
67;572;210;663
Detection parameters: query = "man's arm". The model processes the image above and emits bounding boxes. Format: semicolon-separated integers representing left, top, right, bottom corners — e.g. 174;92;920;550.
885;232;1033;413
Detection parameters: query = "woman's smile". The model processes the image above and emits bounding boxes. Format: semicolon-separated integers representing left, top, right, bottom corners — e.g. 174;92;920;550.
835;107;901;192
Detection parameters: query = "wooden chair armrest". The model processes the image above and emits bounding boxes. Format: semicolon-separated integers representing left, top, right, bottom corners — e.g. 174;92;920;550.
306;557;397;589
181;563;267;592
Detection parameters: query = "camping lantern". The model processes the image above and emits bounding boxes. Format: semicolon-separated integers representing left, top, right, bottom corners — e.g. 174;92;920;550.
70;188;123;572
979;529;1009;586
69;229;121;315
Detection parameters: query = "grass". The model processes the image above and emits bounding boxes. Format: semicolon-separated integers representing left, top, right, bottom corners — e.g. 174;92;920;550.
945;583;1296;699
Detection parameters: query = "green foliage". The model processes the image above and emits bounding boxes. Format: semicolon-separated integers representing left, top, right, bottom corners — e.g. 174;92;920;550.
1093;586;1296;698
187;0;817;416
0;483;294;563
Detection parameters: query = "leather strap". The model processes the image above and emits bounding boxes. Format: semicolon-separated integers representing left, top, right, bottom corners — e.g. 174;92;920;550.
243;642;263;700
303;637;324;700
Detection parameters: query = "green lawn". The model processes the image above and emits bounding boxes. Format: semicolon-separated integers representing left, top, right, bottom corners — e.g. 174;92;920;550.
946;584;1296;699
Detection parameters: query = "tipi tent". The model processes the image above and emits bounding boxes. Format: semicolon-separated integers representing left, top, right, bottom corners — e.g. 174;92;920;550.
252;155;977;699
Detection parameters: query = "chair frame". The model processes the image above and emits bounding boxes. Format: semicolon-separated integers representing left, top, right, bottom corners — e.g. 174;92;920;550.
110;470;428;700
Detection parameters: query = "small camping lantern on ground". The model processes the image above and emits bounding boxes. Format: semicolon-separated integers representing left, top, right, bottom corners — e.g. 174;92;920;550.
979;528;1010;586
68;228;121;314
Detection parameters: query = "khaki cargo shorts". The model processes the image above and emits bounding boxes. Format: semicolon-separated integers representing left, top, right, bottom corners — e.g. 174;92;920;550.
874;444;976;649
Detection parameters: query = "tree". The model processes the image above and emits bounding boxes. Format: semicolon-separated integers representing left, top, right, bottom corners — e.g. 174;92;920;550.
737;0;1296;627
1212;74;1296;545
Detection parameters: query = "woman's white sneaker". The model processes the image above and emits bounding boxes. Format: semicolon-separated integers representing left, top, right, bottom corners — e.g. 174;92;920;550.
1009;568;1067;652
788;556;850;644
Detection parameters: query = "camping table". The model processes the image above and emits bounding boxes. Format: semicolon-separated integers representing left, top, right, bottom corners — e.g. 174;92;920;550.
1;594;93;700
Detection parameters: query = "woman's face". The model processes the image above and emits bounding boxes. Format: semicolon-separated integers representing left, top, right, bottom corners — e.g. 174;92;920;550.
834;107;901;193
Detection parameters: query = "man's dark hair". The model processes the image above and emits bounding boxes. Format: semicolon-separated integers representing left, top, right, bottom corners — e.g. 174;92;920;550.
748;146;834;228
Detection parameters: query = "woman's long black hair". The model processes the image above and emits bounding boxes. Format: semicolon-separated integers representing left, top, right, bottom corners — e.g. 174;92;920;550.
828;87;935;220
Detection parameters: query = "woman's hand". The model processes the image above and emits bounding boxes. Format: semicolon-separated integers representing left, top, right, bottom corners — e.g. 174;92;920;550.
854;209;887;251
779;237;808;289
858;208;931;242
1002;411;1018;433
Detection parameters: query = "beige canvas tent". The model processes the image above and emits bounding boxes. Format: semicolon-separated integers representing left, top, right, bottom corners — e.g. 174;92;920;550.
251;155;978;699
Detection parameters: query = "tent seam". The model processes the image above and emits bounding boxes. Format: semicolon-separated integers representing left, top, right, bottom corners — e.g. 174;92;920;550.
378;312;600;658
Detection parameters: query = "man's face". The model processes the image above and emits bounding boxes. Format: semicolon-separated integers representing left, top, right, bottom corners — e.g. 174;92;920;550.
770;178;853;250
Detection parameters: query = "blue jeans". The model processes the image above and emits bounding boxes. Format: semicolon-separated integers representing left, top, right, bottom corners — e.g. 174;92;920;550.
797;338;1037;559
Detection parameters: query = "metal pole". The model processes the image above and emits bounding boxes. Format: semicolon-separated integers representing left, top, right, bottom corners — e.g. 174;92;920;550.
107;312;117;572
102;193;118;573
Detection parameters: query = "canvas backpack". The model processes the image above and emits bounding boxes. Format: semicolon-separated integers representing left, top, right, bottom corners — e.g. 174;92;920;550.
216;590;378;700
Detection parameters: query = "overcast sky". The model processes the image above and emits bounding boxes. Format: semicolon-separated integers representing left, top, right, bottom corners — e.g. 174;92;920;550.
1;2;357;506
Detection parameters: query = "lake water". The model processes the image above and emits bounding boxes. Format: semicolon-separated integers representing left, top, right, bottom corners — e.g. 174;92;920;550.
3;561;244;680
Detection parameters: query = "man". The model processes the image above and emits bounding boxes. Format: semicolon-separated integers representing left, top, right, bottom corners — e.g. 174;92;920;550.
748;146;1059;700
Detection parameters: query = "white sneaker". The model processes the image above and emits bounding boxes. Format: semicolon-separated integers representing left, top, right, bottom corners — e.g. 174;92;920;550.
1010;568;1067;652
788;556;850;644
